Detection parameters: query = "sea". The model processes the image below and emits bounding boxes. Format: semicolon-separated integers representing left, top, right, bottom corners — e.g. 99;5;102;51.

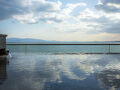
6;42;120;54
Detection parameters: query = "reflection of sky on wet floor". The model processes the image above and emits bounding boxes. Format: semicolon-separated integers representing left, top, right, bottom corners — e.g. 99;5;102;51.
0;54;120;90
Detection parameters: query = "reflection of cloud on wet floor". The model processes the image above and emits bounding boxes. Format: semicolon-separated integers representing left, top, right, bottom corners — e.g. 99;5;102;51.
72;55;120;76
95;69;120;90
3;54;120;90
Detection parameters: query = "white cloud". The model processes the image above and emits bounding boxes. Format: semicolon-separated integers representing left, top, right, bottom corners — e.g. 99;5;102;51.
13;13;38;24
107;3;120;8
67;1;120;34
0;0;62;23
62;3;86;14
0;0;87;24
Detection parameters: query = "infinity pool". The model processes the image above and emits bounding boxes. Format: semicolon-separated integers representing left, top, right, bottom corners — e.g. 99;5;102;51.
0;53;120;90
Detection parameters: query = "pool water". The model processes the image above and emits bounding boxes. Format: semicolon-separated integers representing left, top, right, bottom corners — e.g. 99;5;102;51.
0;52;120;90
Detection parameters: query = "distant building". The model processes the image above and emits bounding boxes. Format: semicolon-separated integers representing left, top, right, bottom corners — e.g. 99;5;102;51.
0;34;8;55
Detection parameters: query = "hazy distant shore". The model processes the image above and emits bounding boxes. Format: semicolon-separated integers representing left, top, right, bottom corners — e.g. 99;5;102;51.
7;38;120;44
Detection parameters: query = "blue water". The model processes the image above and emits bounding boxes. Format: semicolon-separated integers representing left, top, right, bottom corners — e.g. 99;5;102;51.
7;45;120;54
0;53;120;90
0;45;120;90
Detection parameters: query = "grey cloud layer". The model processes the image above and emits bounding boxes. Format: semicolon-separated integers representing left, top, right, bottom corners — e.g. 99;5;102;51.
103;22;120;33
0;0;61;23
95;0;120;13
95;0;120;33
75;0;120;34
0;0;86;23
0;0;23;20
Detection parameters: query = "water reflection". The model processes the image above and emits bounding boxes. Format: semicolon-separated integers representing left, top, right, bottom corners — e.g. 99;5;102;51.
0;56;8;85
95;69;120;90
0;54;120;90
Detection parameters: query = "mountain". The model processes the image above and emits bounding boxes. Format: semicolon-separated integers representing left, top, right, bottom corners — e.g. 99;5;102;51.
7;38;48;43
7;38;120;44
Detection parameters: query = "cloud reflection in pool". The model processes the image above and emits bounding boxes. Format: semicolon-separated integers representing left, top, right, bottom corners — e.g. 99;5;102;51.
0;54;120;90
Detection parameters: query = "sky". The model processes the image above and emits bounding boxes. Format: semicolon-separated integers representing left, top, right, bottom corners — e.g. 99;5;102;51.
0;0;120;41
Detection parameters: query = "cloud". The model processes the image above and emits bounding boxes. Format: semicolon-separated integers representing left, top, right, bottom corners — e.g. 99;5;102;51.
0;0;120;40
54;1;120;35
0;0;62;23
76;8;110;24
95;0;120;13
62;3;87;15
0;0;23;20
0;0;86;24
74;4;120;34
103;22;120;33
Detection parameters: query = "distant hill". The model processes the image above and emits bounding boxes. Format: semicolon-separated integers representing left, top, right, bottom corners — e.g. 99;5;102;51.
7;38;66;44
7;38;48;43
7;38;120;44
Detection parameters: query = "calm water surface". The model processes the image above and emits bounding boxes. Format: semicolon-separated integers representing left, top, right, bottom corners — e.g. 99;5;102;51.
6;45;120;53
0;45;120;90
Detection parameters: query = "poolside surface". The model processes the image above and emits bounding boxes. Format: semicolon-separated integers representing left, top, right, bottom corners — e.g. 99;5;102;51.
0;53;120;90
